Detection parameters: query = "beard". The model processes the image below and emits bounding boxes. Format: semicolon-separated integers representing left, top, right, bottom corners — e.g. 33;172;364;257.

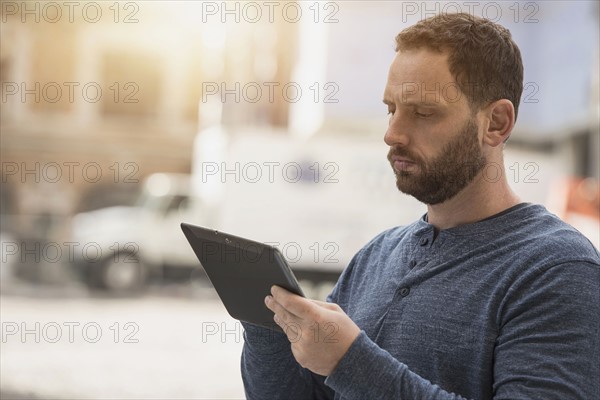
387;117;486;205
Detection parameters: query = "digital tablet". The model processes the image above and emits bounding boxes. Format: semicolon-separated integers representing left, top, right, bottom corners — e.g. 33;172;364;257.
181;222;305;332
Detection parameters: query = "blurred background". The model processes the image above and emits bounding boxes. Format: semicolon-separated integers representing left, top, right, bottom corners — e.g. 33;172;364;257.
1;1;599;399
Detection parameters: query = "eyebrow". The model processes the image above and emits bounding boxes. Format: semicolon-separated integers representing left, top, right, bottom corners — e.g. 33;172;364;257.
382;98;444;107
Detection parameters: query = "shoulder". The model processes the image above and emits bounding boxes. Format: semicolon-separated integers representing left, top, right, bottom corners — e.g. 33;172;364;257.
496;205;599;315
510;204;600;267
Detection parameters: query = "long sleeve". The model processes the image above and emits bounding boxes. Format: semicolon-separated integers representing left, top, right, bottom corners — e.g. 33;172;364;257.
239;241;369;400
492;261;600;399
325;331;470;399
240;322;335;400
324;261;600;399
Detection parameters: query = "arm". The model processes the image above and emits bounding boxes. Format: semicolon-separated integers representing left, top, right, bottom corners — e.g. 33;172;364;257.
239;242;366;400
270;261;600;399
325;331;471;399
240;319;334;399
269;288;472;400
492;261;600;399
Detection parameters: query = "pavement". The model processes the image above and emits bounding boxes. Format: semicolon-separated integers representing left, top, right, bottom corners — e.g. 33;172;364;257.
1;281;248;400
1;390;40;399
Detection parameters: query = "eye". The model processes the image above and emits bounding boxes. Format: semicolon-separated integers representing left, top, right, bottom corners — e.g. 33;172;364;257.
414;111;433;118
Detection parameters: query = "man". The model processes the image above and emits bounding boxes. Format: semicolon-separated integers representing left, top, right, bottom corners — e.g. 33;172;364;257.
241;13;600;399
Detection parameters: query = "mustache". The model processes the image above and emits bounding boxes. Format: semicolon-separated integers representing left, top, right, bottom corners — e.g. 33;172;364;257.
387;147;422;165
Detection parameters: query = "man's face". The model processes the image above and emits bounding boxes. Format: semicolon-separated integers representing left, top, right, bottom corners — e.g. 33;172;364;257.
383;49;486;205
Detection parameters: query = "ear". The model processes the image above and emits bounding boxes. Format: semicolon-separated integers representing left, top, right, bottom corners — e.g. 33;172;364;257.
481;99;515;147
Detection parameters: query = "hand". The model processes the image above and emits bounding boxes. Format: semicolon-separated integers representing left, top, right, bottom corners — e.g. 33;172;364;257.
265;285;361;376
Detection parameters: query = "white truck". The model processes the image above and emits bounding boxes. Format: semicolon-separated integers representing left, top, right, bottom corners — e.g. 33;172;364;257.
71;127;425;293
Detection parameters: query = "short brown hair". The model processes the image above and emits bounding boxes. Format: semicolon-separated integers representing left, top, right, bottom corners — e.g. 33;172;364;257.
395;13;524;122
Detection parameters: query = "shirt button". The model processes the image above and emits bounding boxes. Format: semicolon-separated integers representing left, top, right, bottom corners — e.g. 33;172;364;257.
409;260;417;269
419;237;429;246
399;287;410;297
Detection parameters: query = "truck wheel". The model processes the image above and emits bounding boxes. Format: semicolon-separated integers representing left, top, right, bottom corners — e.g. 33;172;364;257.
99;254;146;293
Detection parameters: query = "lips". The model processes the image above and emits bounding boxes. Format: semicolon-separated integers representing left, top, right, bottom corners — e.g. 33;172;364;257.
387;147;419;172
391;156;415;164
390;156;417;172
393;160;416;171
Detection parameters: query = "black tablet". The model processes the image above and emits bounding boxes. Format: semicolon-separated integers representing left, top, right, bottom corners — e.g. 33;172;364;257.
181;222;305;331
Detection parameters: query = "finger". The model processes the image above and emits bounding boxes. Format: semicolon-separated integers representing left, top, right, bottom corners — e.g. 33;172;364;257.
267;300;302;341
271;285;318;319
265;295;301;324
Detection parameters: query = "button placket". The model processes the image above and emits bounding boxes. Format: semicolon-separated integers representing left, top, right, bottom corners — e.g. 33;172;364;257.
416;227;435;249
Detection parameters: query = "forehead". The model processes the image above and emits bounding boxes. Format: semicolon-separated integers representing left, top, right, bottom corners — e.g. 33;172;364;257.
383;49;465;107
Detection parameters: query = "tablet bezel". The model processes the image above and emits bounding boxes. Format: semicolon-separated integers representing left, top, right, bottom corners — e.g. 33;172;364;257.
181;222;305;331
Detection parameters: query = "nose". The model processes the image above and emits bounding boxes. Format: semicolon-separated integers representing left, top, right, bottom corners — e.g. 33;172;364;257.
384;114;410;147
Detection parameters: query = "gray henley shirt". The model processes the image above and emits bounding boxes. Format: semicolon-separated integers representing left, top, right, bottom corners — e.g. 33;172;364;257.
241;203;600;399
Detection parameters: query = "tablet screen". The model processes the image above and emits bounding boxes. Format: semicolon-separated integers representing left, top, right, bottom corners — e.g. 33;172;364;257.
181;222;304;330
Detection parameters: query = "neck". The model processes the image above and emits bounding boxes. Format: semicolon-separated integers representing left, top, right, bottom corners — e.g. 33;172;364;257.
426;166;521;230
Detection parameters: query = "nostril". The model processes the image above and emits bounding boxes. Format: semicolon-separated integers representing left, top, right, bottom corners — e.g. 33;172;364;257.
384;129;409;147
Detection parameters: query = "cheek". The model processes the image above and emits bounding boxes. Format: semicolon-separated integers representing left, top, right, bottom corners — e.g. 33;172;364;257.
413;129;444;161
